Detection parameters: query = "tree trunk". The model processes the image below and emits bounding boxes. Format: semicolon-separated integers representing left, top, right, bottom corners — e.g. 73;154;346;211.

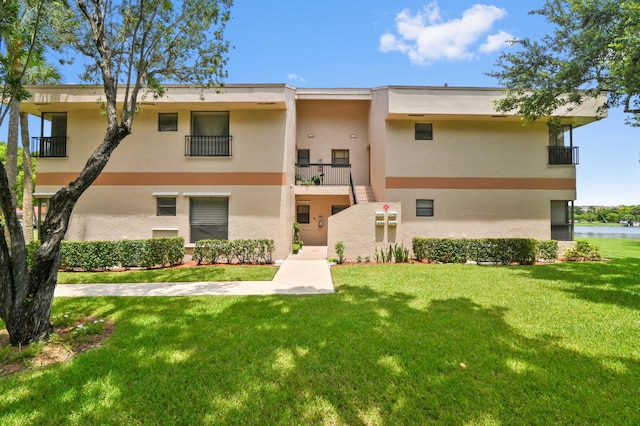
20;111;34;243
0;228;56;344
1;124;130;345
7;97;19;205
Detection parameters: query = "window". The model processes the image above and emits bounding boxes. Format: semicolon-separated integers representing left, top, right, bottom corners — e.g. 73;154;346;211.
331;149;349;166
189;197;229;243
331;205;348;215
158;113;178;131
415;123;433;140
549;124;572;147
187;111;231;156
297;149;310;165
297;205;310;224
416;199;434;217
548;124;576;165
36;112;67;157
157;197;176;216
192;111;229;136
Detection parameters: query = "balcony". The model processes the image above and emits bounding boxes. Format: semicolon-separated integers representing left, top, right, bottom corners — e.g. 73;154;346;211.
31;136;67;158
548;145;579;165
295;163;351;186
185;135;232;157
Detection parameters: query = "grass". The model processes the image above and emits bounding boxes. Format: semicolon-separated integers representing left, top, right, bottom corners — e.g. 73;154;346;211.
1;238;639;424
57;265;277;284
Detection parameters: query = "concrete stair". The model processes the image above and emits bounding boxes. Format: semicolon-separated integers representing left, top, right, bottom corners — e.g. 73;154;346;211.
354;186;376;203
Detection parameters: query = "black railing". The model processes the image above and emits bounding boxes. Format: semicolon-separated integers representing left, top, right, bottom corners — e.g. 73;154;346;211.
548;146;579;165
295;163;351;186
185;135;232;157
31;136;67;158
349;170;358;204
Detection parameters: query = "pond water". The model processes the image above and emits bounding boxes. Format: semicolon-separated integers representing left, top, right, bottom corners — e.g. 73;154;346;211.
574;225;640;239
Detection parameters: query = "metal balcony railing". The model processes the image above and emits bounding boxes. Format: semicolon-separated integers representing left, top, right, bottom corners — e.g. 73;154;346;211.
31;136;67;158
295;163;351;186
185;135;232;157
548;145;579;165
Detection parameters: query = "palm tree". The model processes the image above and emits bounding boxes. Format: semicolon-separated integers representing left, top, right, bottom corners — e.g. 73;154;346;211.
2;1;61;243
18;62;62;243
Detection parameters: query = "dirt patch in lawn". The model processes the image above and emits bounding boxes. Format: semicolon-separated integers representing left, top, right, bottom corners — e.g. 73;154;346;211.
0;319;114;377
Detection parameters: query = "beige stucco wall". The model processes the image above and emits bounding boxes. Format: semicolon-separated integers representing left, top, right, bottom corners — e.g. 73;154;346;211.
54;185;292;260
327;202;402;261
368;89;389;202
384;120;575;180
36;107;290;174
392;188;573;244
295;99;370;186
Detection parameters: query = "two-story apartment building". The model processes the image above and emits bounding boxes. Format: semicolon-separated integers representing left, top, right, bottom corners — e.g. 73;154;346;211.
22;84;605;261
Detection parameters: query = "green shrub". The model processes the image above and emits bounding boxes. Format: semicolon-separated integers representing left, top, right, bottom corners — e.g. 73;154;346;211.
413;237;538;265
412;238;468;263
292;243;301;254
335;241;345;264
468;238;536;265
374;244;410;263
536;240;558;262
563;240;601;262
393;243;410;263
193;239;275;264
60;237;185;271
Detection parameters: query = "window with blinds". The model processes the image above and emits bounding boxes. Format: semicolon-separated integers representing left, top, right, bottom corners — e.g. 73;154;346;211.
189;197;229;243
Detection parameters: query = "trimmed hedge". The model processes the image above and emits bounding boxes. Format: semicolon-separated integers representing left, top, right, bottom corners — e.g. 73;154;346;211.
412;237;559;265
193;239;275;265
59;237;184;271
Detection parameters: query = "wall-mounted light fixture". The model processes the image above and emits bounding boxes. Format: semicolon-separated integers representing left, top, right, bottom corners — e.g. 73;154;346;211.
307;133;315;138
350;133;357;138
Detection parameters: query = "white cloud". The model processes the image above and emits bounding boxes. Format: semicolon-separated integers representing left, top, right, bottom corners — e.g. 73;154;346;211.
379;2;513;65
287;73;306;83
479;30;515;53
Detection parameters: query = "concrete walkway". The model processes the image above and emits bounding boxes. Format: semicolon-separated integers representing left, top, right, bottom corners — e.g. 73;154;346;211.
54;246;334;297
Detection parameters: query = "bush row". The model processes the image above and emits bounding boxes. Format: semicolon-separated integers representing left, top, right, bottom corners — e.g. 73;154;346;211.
193;239;275;265
60;237;185;271
412;238;559;265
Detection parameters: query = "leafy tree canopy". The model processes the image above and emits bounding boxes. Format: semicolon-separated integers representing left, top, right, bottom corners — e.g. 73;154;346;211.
488;0;640;126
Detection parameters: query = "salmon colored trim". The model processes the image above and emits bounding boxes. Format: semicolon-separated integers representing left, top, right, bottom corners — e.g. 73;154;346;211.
37;172;287;186
385;177;575;190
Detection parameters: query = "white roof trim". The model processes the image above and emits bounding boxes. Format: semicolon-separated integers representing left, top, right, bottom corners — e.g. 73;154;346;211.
152;192;180;197
183;192;231;197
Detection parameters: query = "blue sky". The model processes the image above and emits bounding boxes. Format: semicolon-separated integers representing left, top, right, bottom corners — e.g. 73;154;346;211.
3;1;638;206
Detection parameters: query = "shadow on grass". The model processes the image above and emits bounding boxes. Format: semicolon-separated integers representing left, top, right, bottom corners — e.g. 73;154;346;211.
517;252;640;310
1;285;639;425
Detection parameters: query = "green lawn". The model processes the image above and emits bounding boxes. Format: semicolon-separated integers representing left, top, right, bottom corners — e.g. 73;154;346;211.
1;238;639;425
57;265;277;284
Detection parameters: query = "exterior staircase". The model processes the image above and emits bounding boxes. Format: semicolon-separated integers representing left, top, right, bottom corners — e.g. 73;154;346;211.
353;186;376;204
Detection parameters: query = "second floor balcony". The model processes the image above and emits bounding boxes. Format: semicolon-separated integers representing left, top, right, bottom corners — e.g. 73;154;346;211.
31;136;67;158
295;163;351;186
548;145;579;165
185;135;232;157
